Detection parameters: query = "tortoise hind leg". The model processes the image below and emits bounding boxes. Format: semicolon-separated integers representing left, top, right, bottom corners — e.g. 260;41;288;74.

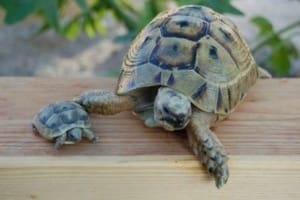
186;111;229;188
258;67;272;79
54;134;67;149
73;90;134;115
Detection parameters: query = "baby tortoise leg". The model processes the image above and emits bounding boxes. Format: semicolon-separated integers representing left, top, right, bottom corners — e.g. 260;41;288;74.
54;134;67;149
66;127;82;143
258;67;272;78
186;111;229;188
82;128;97;142
73;90;134;115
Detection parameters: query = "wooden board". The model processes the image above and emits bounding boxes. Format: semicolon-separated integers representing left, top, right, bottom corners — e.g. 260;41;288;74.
0;78;300;200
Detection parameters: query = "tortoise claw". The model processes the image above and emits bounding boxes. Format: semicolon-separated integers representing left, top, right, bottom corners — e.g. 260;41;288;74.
197;138;229;188
89;136;99;143
215;161;229;189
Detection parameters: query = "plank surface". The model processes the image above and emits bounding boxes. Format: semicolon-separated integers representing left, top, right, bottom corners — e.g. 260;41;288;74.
0;78;300;199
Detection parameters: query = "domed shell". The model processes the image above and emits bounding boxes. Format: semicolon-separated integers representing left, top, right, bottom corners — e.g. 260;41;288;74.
33;101;90;140
116;5;258;115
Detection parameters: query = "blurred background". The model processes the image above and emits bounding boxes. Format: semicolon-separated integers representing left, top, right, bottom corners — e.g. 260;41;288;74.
0;0;299;77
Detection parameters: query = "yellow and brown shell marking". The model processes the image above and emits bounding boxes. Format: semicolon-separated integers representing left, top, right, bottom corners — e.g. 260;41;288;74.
117;5;258;115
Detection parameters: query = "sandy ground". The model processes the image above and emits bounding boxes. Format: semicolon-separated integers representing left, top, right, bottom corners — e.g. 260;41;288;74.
0;0;299;77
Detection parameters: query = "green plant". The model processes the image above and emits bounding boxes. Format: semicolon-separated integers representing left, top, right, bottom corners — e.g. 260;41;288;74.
0;0;299;77
251;16;300;76
0;0;243;40
175;0;243;15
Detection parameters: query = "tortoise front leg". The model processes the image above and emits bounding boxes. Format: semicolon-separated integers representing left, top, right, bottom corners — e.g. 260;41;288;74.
82;128;97;142
186;111;229;188
73;90;134;115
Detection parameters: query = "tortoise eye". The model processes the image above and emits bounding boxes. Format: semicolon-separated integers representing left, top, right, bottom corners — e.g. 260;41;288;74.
163;107;170;114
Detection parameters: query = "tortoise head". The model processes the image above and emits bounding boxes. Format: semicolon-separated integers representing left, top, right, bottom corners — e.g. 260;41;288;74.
154;87;192;131
66;127;82;143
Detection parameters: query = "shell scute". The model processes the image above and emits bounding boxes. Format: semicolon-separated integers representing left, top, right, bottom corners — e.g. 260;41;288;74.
60;110;78;124
46;114;63;129
149;37;197;70
160;15;209;41
195;36;239;82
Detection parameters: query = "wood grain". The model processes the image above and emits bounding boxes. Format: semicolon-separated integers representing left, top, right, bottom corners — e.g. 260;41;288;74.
0;78;300;199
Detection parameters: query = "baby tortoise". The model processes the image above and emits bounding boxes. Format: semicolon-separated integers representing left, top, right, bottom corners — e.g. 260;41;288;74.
32;100;96;149
60;5;268;188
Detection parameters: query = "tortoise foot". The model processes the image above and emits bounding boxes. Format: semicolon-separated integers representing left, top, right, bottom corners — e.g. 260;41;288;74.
198;140;229;188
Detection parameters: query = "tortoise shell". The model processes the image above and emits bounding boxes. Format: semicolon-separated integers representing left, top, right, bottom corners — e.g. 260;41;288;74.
33;101;90;140
116;5;259;115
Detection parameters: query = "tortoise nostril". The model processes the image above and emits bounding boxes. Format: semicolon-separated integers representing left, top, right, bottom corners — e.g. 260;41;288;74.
178;113;185;120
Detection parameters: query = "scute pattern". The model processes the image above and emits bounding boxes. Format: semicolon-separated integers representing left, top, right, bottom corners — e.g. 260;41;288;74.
149;37;197;70
161;15;209;41
117;5;258;115
194;36;239;82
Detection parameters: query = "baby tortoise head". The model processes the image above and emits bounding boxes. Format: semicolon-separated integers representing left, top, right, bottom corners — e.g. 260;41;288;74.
154;87;192;131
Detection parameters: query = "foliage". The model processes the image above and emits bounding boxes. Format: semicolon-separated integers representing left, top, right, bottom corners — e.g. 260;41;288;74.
251;16;300;76
0;0;62;30
0;0;299;77
0;0;243;40
175;0;243;15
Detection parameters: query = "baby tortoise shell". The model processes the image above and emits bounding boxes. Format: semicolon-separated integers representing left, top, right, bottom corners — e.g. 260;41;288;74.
33;100;90;140
117;5;258;115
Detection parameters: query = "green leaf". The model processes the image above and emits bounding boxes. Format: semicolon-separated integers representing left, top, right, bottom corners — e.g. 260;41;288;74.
95;7;106;18
202;0;244;15
58;0;68;9
92;18;106;34
270;43;290;76
63;18;80;40
119;0;140;16
103;0;137;31
251;16;273;36
38;0;60;30
0;0;38;24
250;16;299;76
135;0;157;32
175;0;244;15
83;17;96;37
283;39;299;58
74;0;89;13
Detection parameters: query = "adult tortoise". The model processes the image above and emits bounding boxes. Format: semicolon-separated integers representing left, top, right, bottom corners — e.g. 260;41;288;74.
40;5;270;188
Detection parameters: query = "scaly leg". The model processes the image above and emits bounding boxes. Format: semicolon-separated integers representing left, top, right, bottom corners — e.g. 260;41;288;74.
73;90;134;115
83;128;97;142
186;111;229;188
54;134;67;149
